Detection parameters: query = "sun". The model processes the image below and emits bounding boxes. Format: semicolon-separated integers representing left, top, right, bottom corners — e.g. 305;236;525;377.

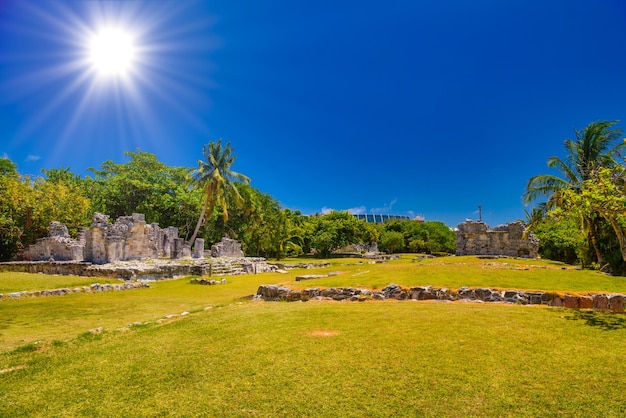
89;28;136;76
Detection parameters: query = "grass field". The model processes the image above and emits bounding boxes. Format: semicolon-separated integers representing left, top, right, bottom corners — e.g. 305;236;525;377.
2;255;626;416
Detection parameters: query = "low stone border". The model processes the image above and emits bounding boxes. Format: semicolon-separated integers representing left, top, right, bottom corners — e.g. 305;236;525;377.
0;257;276;280
0;281;149;301
255;283;626;312
295;272;340;281
190;278;227;285
272;262;332;270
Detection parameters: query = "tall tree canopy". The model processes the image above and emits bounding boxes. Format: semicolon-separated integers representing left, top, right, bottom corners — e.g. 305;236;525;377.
88;150;200;237
524;120;625;265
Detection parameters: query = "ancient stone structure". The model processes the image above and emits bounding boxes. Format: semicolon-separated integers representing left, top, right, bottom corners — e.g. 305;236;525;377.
456;220;538;258
83;213;163;264
26;222;85;261
24;213;245;264
211;237;244;257
255;283;626;312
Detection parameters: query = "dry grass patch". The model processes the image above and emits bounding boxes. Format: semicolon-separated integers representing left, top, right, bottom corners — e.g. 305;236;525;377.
307;330;340;337
0;365;26;374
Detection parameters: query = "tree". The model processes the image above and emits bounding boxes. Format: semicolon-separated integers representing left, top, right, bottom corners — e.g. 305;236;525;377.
309;211;378;257
523;120;625;265
33;175;91;239
0;164;92;260
379;230;404;253
210;184;291;258
188;140;250;246
0;157;18;177
87;151;201;237
530;212;588;266
560;167;626;266
382;220;455;254
0;168;33;260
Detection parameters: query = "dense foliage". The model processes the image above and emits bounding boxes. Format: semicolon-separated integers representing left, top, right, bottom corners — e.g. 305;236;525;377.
0;145;453;261
381;220;456;254
0;165;91;261
529;214;587;266
87;151;202;236
525;120;626;273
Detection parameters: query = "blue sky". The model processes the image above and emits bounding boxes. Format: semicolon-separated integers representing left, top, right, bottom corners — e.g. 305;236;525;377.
1;0;625;227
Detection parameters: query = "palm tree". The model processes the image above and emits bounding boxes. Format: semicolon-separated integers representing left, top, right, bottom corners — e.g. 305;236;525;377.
523;120;625;264
188;140;250;247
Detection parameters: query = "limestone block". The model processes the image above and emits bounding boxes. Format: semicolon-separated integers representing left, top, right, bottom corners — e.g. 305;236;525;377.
85;227;108;264
162;227;179;258
579;295;593;309
550;296;563;307
609;294;625;312
182;242;191;258
91;212;110;227
527;292;543;305
172;238;185;259
193;238;205;258
563;295;579;309
48;221;70;238
286;289;302;301
211;237;244;257
474;288;493;300
302;288;321;299
593;294;609;310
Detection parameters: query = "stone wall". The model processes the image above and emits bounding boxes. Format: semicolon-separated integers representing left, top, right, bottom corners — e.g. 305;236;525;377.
26;222;85;261
1;257;275;280
23;213;251;266
211;237;244;257
25;213;197;264
1;281;149;301
83;213;162;264
456;220;538;258
255;283;626;312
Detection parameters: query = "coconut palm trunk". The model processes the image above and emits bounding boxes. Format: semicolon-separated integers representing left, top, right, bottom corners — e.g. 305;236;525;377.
188;140;250;247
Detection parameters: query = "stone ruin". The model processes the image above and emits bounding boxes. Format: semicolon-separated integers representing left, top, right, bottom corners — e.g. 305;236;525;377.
82;213;188;264
456;220;539;258
26;222;85;262
211;237;244;257
25;213;244;264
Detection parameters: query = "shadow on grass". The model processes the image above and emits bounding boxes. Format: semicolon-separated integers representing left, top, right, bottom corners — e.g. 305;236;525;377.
563;310;626;331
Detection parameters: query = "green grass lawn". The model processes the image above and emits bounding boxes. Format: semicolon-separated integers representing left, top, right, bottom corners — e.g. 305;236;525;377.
280;255;626;294
1;255;626;416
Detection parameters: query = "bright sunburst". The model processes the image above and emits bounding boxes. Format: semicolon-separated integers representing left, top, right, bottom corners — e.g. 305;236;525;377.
89;28;136;76
1;0;216;167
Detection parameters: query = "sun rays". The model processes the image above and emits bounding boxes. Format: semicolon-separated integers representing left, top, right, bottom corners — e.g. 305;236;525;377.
1;1;216;167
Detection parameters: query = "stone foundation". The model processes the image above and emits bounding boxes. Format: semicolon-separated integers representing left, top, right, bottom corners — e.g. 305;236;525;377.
0;257;276;281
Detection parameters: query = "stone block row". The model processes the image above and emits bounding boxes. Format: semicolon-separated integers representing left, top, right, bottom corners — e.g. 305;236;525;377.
0;281;149;301
255;283;626;312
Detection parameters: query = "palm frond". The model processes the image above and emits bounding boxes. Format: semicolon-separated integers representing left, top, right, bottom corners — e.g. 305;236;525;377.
523;174;571;204
546;156;578;184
